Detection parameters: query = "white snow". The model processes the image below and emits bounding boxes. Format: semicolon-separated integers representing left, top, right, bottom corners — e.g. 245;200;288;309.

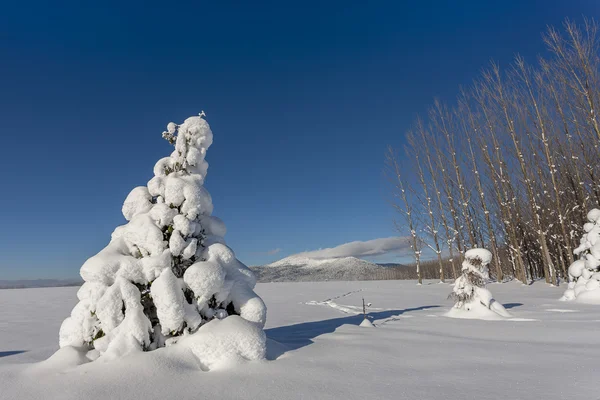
462;248;493;265
179;315;267;371
562;208;600;304
183;261;226;309
151;269;185;335
121;186;153;221
445;296;512;320
1;280;599;399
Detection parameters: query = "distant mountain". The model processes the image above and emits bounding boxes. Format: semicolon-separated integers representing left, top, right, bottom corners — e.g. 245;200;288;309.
250;256;409;282
376;263;407;268
0;279;82;290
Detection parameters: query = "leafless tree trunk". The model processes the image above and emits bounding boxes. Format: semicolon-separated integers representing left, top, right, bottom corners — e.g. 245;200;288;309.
386;147;423;285
459;94;503;281
416;120;457;280
408;132;445;283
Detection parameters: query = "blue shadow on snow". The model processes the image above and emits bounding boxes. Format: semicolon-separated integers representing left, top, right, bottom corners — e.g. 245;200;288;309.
502;303;523;309
265;305;440;359
0;350;27;358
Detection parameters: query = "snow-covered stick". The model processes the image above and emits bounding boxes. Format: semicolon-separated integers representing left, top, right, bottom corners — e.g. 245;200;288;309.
362;298;366;318
362;298;372;319
59;115;267;360
359;298;374;327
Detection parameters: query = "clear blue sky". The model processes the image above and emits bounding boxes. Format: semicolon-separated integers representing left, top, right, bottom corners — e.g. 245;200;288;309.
0;1;598;279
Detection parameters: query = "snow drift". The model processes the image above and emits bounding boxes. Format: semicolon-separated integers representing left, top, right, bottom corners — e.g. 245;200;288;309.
2;281;597;400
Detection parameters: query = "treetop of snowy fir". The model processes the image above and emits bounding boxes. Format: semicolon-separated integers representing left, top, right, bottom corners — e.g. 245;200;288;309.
59;114;267;362
587;208;600;224
462;248;492;273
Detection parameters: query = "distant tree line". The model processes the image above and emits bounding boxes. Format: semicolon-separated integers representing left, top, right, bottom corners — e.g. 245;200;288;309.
387;18;600;285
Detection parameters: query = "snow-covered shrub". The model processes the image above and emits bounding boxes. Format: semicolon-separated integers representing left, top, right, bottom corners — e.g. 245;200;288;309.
59;114;267;360
446;248;511;319
561;209;600;304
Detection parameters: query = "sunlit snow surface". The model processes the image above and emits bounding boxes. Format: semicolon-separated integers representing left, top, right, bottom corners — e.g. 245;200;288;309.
1;280;597;400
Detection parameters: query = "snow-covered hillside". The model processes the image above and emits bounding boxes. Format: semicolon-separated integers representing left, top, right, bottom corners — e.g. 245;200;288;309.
251;256;401;282
1;280;599;400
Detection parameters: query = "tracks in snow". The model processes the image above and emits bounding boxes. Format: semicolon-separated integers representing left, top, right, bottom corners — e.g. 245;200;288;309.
320;289;363;303
304;289;384;315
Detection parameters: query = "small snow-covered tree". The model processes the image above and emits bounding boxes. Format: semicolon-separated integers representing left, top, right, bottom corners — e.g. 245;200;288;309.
447;248;511;319
59;114;267;359
561;209;600;303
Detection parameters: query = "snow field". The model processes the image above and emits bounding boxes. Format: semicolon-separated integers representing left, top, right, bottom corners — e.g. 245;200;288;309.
1;280;599;400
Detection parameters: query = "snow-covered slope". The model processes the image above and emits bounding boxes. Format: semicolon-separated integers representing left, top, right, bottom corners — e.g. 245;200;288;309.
251;256;390;282
1;281;599;400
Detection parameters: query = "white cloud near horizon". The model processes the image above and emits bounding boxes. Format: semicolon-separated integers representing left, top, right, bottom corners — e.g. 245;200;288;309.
254;248;282;256
290;237;412;260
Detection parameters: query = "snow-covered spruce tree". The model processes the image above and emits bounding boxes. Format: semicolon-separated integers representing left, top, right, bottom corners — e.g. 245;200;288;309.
446;248;511;319
59;114;267;360
561;209;600;304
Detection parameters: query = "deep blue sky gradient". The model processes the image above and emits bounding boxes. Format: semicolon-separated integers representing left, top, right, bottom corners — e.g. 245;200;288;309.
0;1;598;279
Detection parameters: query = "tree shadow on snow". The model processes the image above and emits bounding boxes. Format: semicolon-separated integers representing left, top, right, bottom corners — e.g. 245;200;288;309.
502;303;523;309
265;305;440;360
0;350;26;358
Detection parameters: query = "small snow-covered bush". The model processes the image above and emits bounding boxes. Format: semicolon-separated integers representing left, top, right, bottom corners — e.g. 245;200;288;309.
59;114;267;361
561;209;600;304
446;249;511;320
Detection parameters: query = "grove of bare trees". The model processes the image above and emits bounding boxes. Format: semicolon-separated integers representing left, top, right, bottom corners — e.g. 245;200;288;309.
387;18;600;286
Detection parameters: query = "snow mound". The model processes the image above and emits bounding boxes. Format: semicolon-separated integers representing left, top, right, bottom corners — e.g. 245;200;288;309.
180;315;267;371
26;346;91;375
359;318;375;327
445;297;512;320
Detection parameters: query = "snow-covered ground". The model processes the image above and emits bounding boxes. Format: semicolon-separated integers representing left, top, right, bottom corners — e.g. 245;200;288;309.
1;280;597;399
